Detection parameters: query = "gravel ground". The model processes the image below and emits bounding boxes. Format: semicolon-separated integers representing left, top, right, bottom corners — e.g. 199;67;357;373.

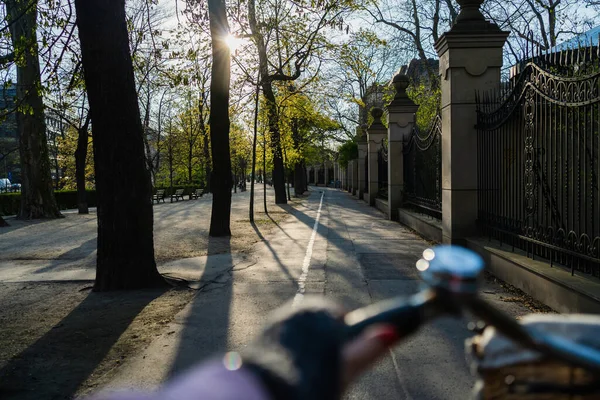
0;186;300;400
0;187;291;268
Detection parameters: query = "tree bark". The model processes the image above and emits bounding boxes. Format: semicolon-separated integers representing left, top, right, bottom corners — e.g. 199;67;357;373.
75;118;90;214
294;161;306;196
207;0;232;236
202;131;211;190
74;0;165;290
6;0;61;219
302;163;308;191
262;83;287;203
249;79;259;222
142;87;156;184
198;96;211;192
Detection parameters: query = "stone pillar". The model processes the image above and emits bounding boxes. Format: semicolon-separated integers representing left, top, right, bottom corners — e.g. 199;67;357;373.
347;160;353;193
435;0;508;243
367;108;387;206
324;161;329;187
344;166;348;190
386;74;418;221
352;158;358;196
357;126;367;200
333;162;338;187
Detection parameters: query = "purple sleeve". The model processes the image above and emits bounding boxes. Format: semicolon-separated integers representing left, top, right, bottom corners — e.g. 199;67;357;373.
90;360;271;400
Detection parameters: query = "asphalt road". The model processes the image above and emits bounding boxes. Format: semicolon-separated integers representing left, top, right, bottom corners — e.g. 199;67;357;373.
103;186;530;399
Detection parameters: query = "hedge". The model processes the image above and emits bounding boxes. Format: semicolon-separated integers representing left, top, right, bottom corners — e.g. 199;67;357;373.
0;190;98;216
0;186;207;216
0;193;20;216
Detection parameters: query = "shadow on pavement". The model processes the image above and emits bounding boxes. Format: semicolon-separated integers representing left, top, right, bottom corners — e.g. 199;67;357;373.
167;235;233;378
250;221;297;284
32;237;97;274
0;288;166;400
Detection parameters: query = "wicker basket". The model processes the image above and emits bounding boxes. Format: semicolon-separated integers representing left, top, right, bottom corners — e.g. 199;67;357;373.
466;314;600;400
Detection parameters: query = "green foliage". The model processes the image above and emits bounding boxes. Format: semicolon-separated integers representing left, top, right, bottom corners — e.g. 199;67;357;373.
57;127;95;190
337;140;358;168
407;82;441;131
276;85;341;169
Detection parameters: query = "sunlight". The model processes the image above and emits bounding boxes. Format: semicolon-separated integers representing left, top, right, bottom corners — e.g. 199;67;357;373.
224;34;242;52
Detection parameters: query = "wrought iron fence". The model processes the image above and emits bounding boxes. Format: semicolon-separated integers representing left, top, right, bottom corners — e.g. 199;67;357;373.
364;155;368;194
377;139;388;199
403;114;442;218
476;42;600;278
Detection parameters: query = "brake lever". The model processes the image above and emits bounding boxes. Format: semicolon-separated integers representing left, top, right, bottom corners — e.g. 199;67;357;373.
343;246;480;341
344;289;459;340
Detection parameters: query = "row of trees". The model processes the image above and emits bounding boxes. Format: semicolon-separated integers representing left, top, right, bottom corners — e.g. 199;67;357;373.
0;0;597;287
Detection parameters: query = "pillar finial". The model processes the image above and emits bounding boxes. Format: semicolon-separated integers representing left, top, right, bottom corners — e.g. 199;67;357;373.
455;0;485;23
392;73;410;100
371;107;384;124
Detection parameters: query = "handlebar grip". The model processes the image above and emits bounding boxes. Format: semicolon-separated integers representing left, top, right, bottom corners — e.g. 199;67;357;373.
344;290;440;341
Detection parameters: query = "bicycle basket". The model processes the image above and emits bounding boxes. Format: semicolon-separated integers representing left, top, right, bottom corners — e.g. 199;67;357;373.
465;314;600;400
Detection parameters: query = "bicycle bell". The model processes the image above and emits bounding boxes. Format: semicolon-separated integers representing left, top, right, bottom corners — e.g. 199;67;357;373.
417;246;484;295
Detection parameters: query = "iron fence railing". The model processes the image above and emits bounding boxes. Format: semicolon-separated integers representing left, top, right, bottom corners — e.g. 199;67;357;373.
403;114;442;219
476;42;600;279
364;154;368;194
377;139;388;199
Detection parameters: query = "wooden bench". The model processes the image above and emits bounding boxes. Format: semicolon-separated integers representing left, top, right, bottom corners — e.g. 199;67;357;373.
170;189;185;202
152;189;165;204
189;188;204;199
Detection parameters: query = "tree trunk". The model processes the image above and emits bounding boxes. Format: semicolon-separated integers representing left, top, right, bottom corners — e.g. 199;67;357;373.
249;79;259;222
198;99;211;192
202;133;211;191
207;0;232;236
167;120;174;190
262;83;287;204
6;0;61;219
75;123;89;214
302;162;308;191
53;152;60;190
247;0;286;205
188;143;193;184
142;89;156;184
233;165;237;193
294;161;305;196
74;0;165;291
263;136;267;214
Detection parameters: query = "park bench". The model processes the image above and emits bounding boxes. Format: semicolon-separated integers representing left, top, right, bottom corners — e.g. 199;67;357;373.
170;189;185;202
189;188;204;200
152;189;165;204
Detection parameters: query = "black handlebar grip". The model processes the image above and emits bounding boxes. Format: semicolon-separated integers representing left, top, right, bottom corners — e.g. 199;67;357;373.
344;290;439;341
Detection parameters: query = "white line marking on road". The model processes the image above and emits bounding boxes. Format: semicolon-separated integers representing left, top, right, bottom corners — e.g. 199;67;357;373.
389;348;414;400
292;191;325;306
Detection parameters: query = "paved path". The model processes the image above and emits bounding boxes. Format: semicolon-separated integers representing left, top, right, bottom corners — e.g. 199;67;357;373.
105;187;530;399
